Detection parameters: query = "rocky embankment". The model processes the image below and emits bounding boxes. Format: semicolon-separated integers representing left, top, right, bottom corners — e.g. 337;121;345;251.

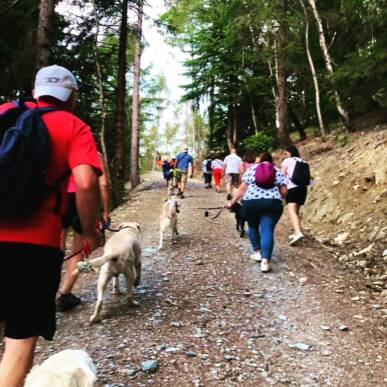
298;128;386;295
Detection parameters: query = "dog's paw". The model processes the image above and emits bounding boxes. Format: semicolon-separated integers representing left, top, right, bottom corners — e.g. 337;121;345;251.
127;299;140;308
90;315;102;323
134;277;141;287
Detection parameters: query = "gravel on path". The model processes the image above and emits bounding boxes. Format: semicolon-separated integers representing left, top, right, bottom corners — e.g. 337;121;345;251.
3;173;385;386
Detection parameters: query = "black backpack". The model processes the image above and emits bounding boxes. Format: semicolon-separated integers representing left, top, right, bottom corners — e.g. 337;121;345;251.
205;159;212;172
0;100;64;217
291;158;311;186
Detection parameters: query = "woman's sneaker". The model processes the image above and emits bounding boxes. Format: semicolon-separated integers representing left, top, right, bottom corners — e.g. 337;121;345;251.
290;232;304;246
250;251;262;262
260;259;271;272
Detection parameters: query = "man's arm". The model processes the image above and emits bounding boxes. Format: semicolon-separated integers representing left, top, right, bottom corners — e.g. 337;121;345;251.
72;164;101;249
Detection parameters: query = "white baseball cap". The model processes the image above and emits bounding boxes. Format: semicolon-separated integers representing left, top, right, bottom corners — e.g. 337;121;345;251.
34;65;78;102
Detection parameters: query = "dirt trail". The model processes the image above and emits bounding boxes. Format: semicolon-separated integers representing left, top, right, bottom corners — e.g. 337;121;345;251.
21;174;387;386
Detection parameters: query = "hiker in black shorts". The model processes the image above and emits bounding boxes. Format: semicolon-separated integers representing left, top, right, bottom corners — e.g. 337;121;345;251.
161;157;172;186
57;152;110;312
202;155;213;188
0;65;101;386
281;145;311;246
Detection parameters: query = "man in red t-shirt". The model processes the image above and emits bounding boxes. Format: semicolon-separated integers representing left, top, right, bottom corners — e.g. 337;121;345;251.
0;65;102;387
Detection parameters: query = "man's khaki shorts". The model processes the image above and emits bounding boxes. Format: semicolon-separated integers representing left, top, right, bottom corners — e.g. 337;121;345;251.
225;173;240;187
175;169;188;183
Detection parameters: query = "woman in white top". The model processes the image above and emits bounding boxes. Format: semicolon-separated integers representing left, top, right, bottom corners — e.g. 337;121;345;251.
281;145;308;245
226;151;287;272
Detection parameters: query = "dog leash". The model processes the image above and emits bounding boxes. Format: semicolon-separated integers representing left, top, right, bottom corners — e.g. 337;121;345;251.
63;218;110;262
63;243;91;262
209;207;226;220
106;225;137;232
188;206;224;210
185;206;227;220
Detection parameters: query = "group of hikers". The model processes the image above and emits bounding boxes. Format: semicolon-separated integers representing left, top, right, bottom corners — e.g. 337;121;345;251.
160;145;311;274
0;63;311;387
157;148;195;199
223;146;310;273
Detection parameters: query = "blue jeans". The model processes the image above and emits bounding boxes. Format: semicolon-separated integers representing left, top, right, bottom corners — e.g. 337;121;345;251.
242;199;283;260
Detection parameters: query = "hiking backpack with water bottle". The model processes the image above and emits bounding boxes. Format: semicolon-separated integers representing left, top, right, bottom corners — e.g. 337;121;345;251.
0;100;61;217
254;162;276;188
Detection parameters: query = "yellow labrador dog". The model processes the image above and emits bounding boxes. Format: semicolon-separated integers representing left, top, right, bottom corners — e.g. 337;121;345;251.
25;349;96;387
159;195;180;249
78;222;142;323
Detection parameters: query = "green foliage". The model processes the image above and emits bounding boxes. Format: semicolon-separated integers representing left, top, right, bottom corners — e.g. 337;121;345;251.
335;131;351;147
162;0;387;152
241;132;275;153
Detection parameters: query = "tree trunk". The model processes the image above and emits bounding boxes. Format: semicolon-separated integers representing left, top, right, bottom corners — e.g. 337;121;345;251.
226;105;235;151
300;0;326;136
36;0;55;70
249;97;259;134
208;81;215;153
232;104;237;146
130;0;144;188
266;59;280;130
152;110;161;171
114;0;128;185
308;0;352;131
288;103;307;141
275;0;291;146
91;0;111;186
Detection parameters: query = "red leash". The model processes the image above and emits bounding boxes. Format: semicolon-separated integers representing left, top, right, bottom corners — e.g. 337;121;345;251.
62;221;130;262
63;241;92;262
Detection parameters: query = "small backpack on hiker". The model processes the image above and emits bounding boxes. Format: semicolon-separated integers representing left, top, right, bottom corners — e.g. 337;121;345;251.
205;158;212;173
290;158;311;186
254;162;276;188
0;100;66;217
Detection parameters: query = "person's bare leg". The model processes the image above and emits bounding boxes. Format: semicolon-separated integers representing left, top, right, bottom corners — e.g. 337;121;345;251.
180;181;186;193
226;181;231;195
60;228;68;251
288;203;302;234
60;232;83;294
0;337;37;387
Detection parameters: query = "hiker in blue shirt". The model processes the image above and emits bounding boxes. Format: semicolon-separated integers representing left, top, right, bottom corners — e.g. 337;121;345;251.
174;146;194;198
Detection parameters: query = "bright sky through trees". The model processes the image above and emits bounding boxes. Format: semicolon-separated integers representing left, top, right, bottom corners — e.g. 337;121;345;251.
142;0;189;141
57;0;188;144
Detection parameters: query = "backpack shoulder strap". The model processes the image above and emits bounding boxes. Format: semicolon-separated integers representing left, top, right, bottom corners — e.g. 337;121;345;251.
51;170;72;213
35;106;59;114
176;152;188;167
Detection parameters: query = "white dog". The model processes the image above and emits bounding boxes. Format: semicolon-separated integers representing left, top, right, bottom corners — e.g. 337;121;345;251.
159;196;180;249
77;222;142;323
25;349;96;387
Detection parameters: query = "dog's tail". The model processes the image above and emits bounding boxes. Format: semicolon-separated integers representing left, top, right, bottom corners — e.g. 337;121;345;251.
72;254;117;276
88;253;117;268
